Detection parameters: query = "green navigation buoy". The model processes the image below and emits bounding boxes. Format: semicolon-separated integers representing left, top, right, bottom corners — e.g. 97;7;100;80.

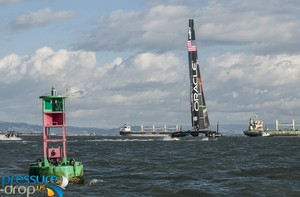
29;87;84;184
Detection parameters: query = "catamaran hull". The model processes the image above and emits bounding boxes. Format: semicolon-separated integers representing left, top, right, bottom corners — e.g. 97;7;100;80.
171;130;222;138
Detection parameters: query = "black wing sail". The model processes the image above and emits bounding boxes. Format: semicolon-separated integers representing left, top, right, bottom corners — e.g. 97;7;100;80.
187;19;210;131
171;19;221;138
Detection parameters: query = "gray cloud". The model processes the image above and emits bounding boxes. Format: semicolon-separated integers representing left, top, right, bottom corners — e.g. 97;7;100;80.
204;52;300;124
74;1;300;56
74;5;189;52
12;8;77;29
0;0;20;6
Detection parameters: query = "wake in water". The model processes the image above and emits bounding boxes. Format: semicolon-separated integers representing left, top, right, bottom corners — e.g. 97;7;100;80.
201;137;209;141
0;134;22;141
162;136;180;141
162;135;212;141
89;178;105;186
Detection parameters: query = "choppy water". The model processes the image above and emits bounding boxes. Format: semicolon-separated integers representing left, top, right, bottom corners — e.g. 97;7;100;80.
0;135;299;197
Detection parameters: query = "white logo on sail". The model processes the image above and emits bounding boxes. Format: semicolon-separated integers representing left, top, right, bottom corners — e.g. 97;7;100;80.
191;61;200;112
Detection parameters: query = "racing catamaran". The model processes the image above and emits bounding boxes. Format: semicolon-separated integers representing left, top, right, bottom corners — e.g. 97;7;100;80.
171;19;221;138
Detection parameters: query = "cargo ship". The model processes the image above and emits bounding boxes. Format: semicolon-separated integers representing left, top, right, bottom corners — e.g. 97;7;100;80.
244;117;300;137
119;123;181;137
243;117;270;137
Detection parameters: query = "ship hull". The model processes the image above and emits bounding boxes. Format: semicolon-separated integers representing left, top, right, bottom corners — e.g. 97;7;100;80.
267;130;300;137
243;130;263;137
170;131;190;138
120;131;171;137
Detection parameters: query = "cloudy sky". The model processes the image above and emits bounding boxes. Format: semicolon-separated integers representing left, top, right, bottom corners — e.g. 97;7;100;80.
1;0;300;129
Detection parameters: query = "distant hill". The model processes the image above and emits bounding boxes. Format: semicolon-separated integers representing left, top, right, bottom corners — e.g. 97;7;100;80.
0;121;119;135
